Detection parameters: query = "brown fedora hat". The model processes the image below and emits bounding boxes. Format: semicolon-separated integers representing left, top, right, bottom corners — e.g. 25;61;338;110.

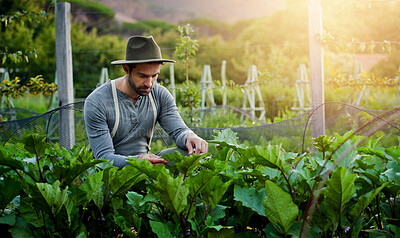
111;35;175;65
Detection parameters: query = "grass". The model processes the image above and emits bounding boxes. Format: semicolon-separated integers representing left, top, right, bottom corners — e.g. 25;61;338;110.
11;94;53;114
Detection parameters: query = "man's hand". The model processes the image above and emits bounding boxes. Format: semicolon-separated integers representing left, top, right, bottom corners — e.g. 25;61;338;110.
186;132;208;155
137;154;167;166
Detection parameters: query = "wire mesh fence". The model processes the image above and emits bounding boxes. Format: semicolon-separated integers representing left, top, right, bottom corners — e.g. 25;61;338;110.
1;101;400;153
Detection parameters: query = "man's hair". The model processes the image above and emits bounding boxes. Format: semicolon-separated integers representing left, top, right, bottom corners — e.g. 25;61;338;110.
127;64;137;72
126;62;163;73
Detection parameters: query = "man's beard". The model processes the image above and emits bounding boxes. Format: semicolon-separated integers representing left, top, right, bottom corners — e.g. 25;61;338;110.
128;75;152;96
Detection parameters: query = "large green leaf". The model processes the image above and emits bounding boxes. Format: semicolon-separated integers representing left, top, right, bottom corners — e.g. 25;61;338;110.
18;196;45;227
201;176;232;212
252;145;285;171
153;173;189;215
0;213;16;226
359;170;382;186
204;204;228;227
291;157;314;188
127;157;167;180
149;220;174;238
63;194;79;224
187;160;228;198
0;149;25;172
101;166;119;190
117;208;141;233
212;128;240;145
126;191;143;213
381;169;400;185
163;152;208;176
21;134;49;156
323;167;356;218
37;180;69;217
53;159;107;187
263;181;299;234
208;138;250;158
177;153;208;175
358;147;387;161
234;185;266;216
207;226;235;238
332;140;359;169
313;135;335;153
109;165;147;198
80;171;104;210
383;146;400;164
0;176;21;210
349;182;389;221
9;216;35;237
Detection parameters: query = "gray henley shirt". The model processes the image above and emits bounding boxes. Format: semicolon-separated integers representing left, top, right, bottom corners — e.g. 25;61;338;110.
84;80;192;168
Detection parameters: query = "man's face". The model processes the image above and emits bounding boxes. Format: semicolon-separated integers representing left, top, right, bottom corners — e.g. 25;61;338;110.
127;63;161;97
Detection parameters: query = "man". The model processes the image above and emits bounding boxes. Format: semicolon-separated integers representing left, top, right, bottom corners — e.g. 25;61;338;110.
84;35;208;168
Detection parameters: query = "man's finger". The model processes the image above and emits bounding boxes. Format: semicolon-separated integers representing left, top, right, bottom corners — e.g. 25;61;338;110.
187;142;194;155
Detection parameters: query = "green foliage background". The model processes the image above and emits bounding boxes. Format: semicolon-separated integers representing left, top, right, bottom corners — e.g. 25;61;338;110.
1;0;400;116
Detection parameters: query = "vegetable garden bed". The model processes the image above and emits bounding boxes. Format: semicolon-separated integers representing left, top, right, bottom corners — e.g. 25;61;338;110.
0;129;399;237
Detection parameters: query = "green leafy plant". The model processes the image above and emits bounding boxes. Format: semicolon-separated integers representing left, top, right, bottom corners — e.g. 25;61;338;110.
1;129;400;237
0;75;57;110
175;24;201;125
175;24;199;86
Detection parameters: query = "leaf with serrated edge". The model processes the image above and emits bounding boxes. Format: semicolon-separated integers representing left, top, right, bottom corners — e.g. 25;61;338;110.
154;173;189;215
80;171;104;210
37;180;68;217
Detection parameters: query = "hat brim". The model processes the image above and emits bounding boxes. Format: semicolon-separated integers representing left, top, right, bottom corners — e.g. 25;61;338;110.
111;58;175;65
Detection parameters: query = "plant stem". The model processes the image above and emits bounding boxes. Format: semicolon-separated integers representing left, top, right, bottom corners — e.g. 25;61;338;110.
179;213;187;237
185;59;189;86
36;155;44;182
375;196;383;229
280;169;295;202
385;194;395;217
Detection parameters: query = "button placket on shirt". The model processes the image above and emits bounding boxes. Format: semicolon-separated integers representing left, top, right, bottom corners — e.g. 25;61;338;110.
129;98;139;125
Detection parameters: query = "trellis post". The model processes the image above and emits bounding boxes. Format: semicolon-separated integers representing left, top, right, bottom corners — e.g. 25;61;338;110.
308;0;325;138
200;65;216;119
292;64;312;113
242;65;266;122
221;60;227;106
397;66;400;106
169;64;176;99
97;67;109;87
55;2;75;149
353;61;368;106
0;70;14;110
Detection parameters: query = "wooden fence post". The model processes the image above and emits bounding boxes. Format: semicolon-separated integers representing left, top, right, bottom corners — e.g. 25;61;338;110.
308;0;325;138
55;2;75;149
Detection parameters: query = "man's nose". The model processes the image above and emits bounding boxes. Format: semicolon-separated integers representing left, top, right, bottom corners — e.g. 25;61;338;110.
144;77;153;87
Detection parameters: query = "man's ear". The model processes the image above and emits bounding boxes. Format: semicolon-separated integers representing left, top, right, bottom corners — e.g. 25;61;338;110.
122;64;129;74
